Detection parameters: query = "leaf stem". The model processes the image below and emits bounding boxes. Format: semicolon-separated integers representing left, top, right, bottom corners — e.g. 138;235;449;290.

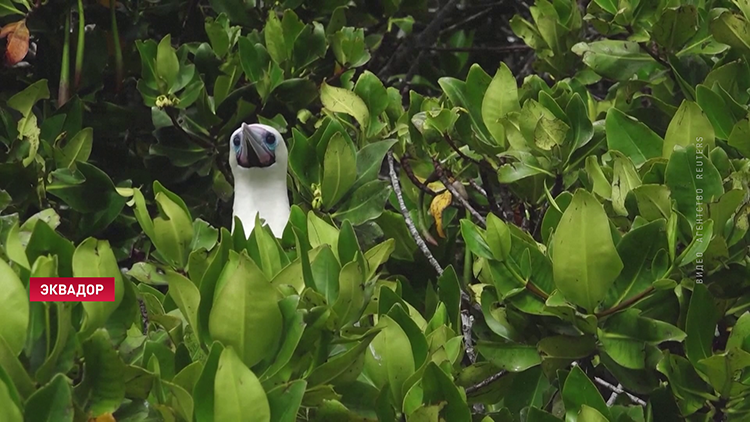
110;0;123;92
596;286;655;318
74;0;84;89
58;10;71;106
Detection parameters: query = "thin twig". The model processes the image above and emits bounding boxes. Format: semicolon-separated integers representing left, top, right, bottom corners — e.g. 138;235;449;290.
466;370;507;394
469;180;487;197
387;152;444;275
594;377;647;406
595;286;655;318
432;157;487;227
399;156;438;196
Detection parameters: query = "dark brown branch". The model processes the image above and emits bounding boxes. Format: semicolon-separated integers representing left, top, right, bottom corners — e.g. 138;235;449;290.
399;155;438;196
432;156;487;227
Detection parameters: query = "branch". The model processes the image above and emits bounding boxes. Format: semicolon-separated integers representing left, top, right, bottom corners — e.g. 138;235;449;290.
465;370;507;394
387;152;444;276
595;286;654;318
432;157;487;227
399;155;438;196
380;0;459;84
594;377;647;407
468;179;487;197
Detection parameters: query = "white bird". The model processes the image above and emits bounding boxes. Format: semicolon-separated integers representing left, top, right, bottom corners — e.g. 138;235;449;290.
228;123;291;238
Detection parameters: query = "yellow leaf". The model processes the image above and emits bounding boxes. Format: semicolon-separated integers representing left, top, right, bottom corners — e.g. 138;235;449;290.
429;190;452;238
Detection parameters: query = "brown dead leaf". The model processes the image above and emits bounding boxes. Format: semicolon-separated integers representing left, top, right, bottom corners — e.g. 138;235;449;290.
429;190;452;238
0;19;29;66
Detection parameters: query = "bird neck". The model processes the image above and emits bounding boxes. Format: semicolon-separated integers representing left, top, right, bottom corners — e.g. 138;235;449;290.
232;167;290;238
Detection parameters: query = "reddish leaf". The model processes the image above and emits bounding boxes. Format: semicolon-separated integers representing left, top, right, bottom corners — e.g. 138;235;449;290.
0;19;29;66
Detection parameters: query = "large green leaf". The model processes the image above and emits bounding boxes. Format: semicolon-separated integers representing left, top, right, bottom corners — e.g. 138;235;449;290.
685;283;720;367
482;62;519;146
321;132;357;209
605;108;663;167
73;238;125;338
662;100;715;158
214;347;271;422
320;82;370;130
562;366;611;421
23;373;73;422
664;145;723;228
0;258;28;356
209;251;283;368
80;329;126;416
551;189;624;312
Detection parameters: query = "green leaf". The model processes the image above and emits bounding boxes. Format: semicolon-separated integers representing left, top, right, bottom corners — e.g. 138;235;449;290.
156;34;180;92
73;238;125;338
320;82;370;131
353;139;397;191
476;341;542;372
321;132;357;209
0;258;28;356
307;330;378;387
332;253;366;327
599;309;686;370
331;27;370;67
332;180;391;226
604;219;668;308
420;362;472;422
552;190;624;312
652;6;699;50
363;315;415;406
165;270;201;341
664;145;723;228
151;190;194;268
711;11;750;55
685;283;720;367
23;373;73;422
0;0;24;16
267;380;306;422
605;108;663;167
264;10;286;64
460;219;494;260
193;342;224;422
7;79;50;118
0;336;34;400
562;366;611;421
0;376;22;422
209;252;283;368
80;330;126;416
60;127;93;168
572;40;662;81
214;347;271;422
662;100;715;158
482;62;519;146
485;214;512;262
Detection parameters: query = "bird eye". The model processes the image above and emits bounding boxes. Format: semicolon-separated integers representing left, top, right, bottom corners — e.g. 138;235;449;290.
232;135;241;148
264;133;276;145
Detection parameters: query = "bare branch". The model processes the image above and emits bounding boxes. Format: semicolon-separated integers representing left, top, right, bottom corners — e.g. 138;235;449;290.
594;377;647;407
466;370;507;395
387;152;444;276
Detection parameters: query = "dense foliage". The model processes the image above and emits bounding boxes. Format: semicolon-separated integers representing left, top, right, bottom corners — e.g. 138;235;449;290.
2;0;750;420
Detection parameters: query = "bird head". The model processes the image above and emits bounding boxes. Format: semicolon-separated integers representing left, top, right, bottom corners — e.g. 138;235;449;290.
228;123;288;175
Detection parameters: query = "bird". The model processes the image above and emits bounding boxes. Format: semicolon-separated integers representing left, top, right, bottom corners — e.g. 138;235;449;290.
228;123;291;238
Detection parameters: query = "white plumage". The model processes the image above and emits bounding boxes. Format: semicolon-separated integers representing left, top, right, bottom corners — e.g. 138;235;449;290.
228;123;291;238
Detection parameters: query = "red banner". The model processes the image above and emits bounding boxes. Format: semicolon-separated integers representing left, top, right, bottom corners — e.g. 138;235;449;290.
29;277;116;302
